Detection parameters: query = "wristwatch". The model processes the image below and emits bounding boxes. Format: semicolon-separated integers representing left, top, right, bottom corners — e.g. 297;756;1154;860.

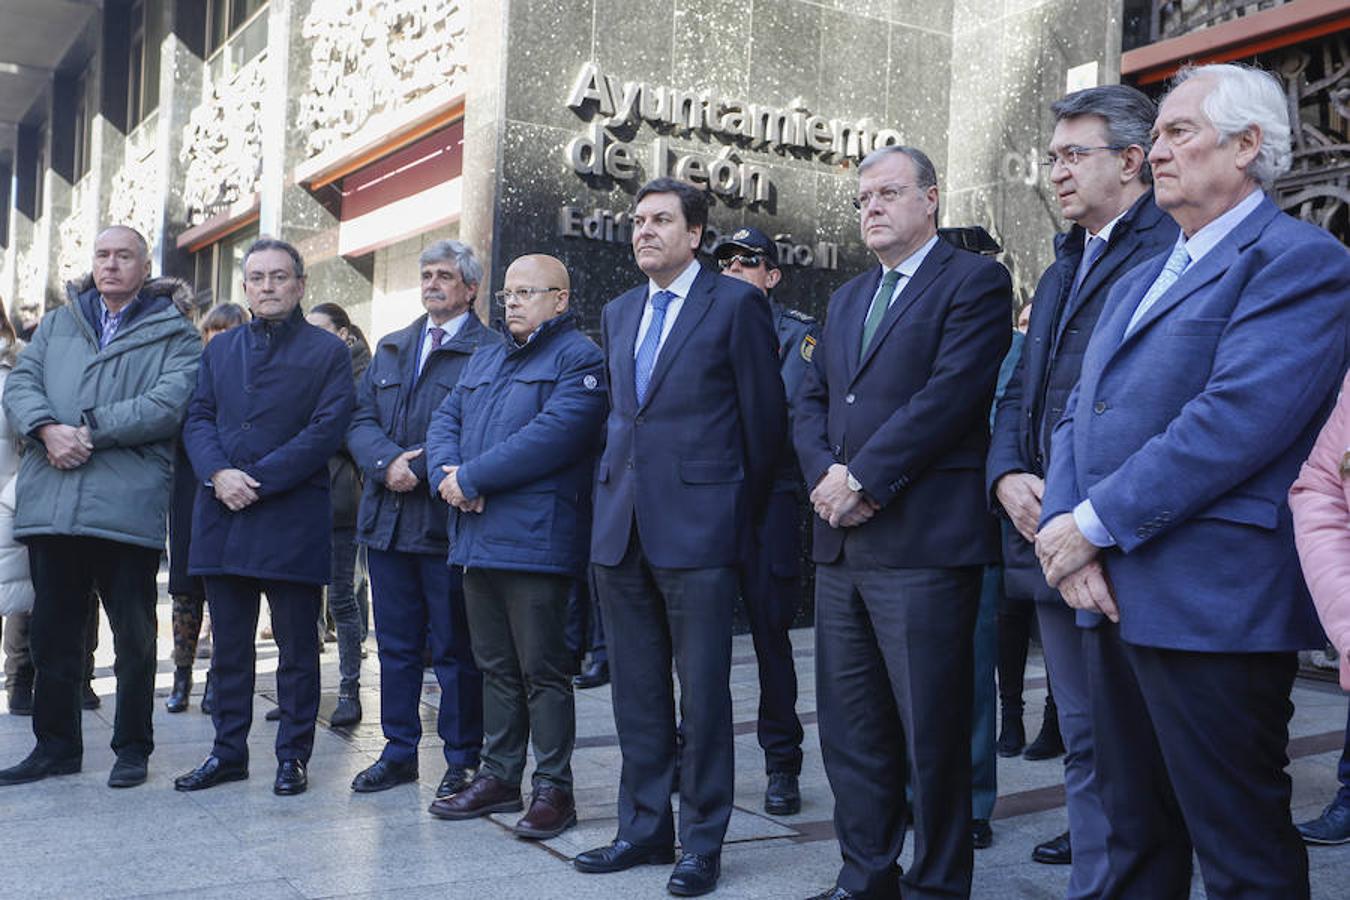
846;471;862;492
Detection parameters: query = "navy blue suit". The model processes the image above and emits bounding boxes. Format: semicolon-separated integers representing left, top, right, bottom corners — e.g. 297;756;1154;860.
795;237;1011;899
985;190;1177;899
592;263;786;856
183;307;355;766
346;312;486;770
1042;195;1350;898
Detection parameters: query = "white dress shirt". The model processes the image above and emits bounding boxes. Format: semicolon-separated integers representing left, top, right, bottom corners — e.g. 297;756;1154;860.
418;310;468;376
633;257;701;358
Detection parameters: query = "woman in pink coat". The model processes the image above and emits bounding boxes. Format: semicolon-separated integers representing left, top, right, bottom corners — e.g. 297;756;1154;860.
1289;372;1350;845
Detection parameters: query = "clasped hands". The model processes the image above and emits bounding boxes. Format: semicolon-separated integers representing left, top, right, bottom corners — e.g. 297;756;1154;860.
439;465;484;513
38;423;93;470
211;468;261;512
810;464;880;529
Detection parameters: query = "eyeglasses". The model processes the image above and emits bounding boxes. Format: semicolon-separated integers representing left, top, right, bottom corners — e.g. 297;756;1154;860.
494;287;563;303
717;253;765;270
245;271;298;287
1040;145;1128;169
853;184;918;210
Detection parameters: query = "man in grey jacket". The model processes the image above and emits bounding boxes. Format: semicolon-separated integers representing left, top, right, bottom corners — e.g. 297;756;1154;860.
0;225;202;789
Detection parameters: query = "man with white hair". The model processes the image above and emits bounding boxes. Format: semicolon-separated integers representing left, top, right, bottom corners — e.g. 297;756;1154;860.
1036;63;1350;897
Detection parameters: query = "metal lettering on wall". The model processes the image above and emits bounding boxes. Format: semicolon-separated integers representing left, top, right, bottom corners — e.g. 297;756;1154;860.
556;206;839;270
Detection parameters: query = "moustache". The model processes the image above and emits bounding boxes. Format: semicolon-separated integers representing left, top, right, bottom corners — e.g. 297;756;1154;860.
424;291;446;301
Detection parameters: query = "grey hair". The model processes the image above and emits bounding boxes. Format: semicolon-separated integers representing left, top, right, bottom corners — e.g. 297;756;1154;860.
241;237;305;278
419;240;483;286
96;225;150;258
1171;63;1292;188
1051;84;1158;184
858;144;939;189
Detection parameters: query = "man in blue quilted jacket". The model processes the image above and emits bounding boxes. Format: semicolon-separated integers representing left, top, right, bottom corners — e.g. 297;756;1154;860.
424;254;606;840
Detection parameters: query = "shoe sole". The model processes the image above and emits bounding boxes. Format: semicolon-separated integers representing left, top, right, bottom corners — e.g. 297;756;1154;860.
668;875;720;897
108;773;147;788
1301;834;1350;845
764;800;801;816
8;709;32;717
573;849;676;873
0;760;81;786
174;769;249;792
428;798;524;821
351;775;418;793
1022;749;1065;761
1031;853;1072;865
273;783;307;796
514;810;578;840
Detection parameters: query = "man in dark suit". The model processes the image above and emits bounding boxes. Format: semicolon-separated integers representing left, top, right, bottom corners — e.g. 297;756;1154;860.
1037;63;1350;898
796;146;1011;900
574;178;786;897
986;84;1177;892
714;226;817;817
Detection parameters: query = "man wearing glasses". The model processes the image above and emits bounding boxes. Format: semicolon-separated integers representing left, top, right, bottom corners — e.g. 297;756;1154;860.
987;84;1175;894
712;227;815;817
795;146;1011;899
345;240;487;801
423;254;605;838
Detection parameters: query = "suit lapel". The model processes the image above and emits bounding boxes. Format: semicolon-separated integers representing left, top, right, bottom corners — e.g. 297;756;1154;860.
840;266;882;383
610;286;645;410
854;240;952;380
640;266;715;408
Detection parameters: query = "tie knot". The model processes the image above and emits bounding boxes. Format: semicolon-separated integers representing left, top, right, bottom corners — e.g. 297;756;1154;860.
880;269;901;290
1165;243;1190;275
651;290;675;312
430;326;446;348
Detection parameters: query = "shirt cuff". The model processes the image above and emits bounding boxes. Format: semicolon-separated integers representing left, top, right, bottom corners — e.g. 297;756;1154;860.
1073;499;1116;548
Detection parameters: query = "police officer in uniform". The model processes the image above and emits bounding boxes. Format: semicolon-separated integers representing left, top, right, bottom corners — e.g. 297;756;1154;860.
714;226;816;815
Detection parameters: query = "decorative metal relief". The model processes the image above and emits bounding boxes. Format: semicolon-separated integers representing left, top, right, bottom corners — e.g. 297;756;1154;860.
179;61;266;226
1270;36;1350;244
106;148;162;260
297;0;468;159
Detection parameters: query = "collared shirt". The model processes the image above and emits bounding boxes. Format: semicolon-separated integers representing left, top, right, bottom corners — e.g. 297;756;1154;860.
873;234;940;311
1073;187;1267;548
98;296;129;349
633;257;701;358
418;310;468;376
1073;206;1129;288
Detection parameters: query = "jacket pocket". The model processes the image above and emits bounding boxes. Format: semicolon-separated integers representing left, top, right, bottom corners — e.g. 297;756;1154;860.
1194;492;1279;530
1166;317;1227;336
680;459;744;484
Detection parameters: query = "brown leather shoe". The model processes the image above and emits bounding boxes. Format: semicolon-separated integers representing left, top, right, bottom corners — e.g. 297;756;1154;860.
427;773;522;820
513;784;577;839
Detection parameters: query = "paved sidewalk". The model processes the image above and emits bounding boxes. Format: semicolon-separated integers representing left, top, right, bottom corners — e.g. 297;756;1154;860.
1;585;1347;899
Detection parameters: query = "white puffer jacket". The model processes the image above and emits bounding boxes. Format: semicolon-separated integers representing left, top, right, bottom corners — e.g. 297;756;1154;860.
0;340;33;616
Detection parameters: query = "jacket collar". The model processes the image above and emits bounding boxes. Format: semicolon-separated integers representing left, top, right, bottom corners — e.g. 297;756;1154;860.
498;310;580;354
249;302;306;340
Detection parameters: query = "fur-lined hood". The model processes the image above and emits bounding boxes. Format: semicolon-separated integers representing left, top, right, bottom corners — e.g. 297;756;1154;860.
65;274;195;317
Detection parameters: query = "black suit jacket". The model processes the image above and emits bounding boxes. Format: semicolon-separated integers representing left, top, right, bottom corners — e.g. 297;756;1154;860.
591;264;787;569
795;237;1012;567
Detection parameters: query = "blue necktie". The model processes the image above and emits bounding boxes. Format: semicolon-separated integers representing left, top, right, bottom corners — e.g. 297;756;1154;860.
634;290;675;405
1126;242;1190;336
1070;235;1106;302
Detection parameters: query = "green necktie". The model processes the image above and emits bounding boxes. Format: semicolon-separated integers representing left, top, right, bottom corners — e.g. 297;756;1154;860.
860;269;902;354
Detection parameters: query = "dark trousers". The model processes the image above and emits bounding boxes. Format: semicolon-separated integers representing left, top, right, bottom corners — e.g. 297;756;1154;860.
996;590;1037;717
815;556;980;900
970;566;999;820
206;576;321;765
594;528;736;856
1084;624;1308;899
1037;599;1108;898
367;549;481;767
2;597;95;685
326;525;362;691
565;568;606;665
27;536;159;763
463;568;576;791
739;525;804;776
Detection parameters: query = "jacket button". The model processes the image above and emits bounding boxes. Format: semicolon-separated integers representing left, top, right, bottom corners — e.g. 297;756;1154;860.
1093;401;1107;414
845;393;856;404
241;422;252;431
377;458;385;467
635;415;645;425
833;445;842;455
626;459;634;469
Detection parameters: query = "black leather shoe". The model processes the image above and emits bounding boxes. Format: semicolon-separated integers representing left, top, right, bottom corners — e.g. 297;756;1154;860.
1298;802;1350;844
6;681;33;716
0;750;81;786
573;839;676;873
572;660;610;690
165;667;192;714
329;691;362;728
174;755;248;792
1023;706;1064;761
108;754;148;788
82;682;101;710
435;764;473;799
274;759;307;795
351;758;418;793
972;818;993;849
1032;830;1072;865
764;771;801;816
667;852;720;897
264;705;282;722
996;711;1025;757
805;888;859;899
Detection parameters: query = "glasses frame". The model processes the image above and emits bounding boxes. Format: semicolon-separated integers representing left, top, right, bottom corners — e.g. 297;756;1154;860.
717;253;765;270
852;183;920;210
494;287;564;304
1040;145;1129;169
